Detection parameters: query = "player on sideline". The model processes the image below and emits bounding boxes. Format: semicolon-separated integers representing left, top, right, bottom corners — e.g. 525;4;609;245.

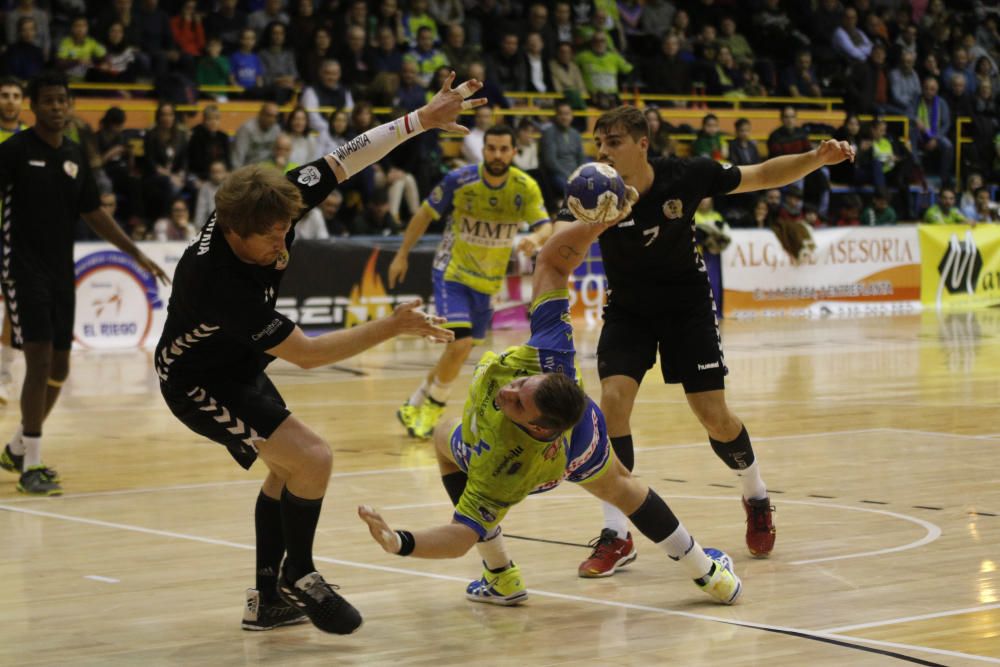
155;73;484;634
571;106;854;577
358;212;744;608
388;124;551;440
0;77;28;405
0;71;169;495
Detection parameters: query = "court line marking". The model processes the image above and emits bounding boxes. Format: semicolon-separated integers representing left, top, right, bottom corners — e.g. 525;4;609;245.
0;502;992;665
381;493;941;566
883;427;1000;442
84;575;120;584
819;604;1000;633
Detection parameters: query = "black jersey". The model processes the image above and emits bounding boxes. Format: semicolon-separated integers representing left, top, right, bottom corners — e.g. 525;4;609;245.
559;156;741;312
0;129;100;282
155;158;338;385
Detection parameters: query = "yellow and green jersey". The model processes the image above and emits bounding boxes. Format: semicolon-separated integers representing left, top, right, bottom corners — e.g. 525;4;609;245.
451;290;612;537
0;122;26;143
426;163;548;295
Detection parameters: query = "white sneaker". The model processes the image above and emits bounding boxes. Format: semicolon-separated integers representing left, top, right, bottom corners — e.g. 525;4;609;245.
695;548;743;604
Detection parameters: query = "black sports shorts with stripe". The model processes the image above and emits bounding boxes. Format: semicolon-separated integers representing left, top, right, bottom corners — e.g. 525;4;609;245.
597;297;727;394
160;374;290;469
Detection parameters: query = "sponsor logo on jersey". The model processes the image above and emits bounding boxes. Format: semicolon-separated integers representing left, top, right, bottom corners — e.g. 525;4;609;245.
617;219;635;227
430;185;444;203
251;317;285;341
28;160;45;167
458;218;519;247
697;361;720;370
507;462;522;475
63;160;78;179
663;199;683;219
297;165;321;187
478;506;497;523
492;445;524;477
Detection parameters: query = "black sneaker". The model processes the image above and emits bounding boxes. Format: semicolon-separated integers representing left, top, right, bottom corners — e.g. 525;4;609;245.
242;588;309;631
277;567;363;635
17;466;62;496
0;444;22;473
0;445;60;481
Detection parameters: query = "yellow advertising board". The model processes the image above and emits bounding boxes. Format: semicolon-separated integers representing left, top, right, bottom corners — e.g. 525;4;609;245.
919;224;1000;310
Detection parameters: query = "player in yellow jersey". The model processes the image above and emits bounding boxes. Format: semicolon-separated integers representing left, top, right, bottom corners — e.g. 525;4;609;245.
0;77;27;407
360;211;743;608
388;124;552;440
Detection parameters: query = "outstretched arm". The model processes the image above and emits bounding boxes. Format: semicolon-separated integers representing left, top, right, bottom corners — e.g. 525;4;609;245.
533;218;616;296
358;505;480;558
267;299;453;369
731;139;855;194
324;72;485;183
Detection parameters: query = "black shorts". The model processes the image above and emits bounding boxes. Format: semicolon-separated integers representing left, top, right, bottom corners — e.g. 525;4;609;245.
1;272;75;350
160;373;291;469
597;299;727;393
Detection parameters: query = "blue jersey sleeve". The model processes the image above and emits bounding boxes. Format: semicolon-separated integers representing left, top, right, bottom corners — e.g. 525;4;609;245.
526;289;575;379
423;169;459;219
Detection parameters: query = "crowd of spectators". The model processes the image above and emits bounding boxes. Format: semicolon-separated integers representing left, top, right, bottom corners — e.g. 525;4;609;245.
0;0;998;239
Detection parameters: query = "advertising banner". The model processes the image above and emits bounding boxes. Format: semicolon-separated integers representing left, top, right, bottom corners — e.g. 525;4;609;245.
918;224;1000;310
721;226;922;318
72;241;185;349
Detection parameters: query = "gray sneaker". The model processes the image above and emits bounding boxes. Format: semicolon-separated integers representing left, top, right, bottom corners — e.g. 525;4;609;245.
17;466;62;496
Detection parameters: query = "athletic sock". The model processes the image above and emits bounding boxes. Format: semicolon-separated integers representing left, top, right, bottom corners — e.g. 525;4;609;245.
428;379;452;405
8;425;24;455
610;435;634;472
476;527;511;571
736;460;768;501
408;380;430;407
280;487;323;583
660;530;714;580
21;434;41;469
601;501;630;540
255;491;285;602
628;488;710;578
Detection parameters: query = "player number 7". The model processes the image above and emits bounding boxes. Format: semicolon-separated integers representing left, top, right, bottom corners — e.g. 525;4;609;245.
642;226;660;247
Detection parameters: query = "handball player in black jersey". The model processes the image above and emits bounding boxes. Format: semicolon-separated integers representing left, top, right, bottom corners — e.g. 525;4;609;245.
155;74;484;634
0;72;169;496
566;106;855;577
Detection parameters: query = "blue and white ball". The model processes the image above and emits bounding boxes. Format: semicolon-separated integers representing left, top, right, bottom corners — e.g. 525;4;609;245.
565;162;628;225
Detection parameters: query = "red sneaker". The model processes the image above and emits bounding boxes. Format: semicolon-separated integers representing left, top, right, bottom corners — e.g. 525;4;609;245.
743;496;776;558
578;529;637;578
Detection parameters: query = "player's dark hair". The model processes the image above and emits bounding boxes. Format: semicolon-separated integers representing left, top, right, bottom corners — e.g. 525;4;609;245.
484;124;515;145
531;373;586;433
594;106;649;143
214;164;304;238
27;70;69;102
0;76;23;92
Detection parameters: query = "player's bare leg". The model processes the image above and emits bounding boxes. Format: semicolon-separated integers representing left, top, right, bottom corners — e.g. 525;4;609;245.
255;416;362;634
579;374;640;577
581;458;742;604
408;335;474;439
686;389;775;557
433;418;523;605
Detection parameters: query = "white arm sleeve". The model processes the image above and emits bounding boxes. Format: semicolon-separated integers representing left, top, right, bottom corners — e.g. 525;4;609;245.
327;111;424;180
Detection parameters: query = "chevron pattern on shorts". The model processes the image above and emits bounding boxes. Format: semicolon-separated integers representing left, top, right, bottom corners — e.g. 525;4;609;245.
155;324;221;382
2;184;22;347
186;385;265;452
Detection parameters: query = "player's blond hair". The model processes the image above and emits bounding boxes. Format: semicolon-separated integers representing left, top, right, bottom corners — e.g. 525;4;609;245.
214;164;304;238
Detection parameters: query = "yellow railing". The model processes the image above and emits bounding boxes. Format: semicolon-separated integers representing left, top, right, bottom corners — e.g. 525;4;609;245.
502;90;843;112
955;116;974;186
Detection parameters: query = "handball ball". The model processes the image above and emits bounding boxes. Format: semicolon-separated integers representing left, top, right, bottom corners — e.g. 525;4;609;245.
566;162;628;225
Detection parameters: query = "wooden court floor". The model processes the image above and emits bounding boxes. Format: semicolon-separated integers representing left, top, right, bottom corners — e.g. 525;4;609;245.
0;310;998;666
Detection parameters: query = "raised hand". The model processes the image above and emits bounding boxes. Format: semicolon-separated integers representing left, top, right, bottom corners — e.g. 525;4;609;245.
815;139;856;166
387;253;408;288
417;72;487;134
390;298;454;343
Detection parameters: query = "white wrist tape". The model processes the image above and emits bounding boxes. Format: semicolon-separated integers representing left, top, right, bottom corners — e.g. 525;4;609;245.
328;111;424;179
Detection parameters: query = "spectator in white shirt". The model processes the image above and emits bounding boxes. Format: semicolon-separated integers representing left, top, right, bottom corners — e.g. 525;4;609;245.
832;7;872;63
